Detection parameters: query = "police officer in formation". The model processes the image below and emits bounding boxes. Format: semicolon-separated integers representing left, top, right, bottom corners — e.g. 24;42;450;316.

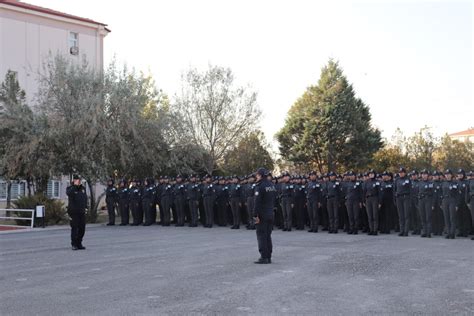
98;167;473;241
253;168;276;264
66;174;87;250
105;179;118;226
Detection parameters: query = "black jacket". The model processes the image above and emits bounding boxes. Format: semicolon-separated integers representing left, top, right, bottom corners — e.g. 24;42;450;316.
253;178;276;218
66;184;87;214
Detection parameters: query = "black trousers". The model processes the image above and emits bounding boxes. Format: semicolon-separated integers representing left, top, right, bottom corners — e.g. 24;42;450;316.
307;199;319;230
280;197;292;230
418;197;433;235
188;200;199;226
203;196;215;227
131;200;142;225
175;197;185;226
327;198;339;231
161;196;172;226
345;199;360;231
442;198;457;236
216;200;228;226
119;200;129;224
247;197;255;228
396;196;411;234
230;198;241;227
70;212;86;247
106;200;115;224
294;198;305;229
366;197;379;233
256;216;273;259
143;198;155;225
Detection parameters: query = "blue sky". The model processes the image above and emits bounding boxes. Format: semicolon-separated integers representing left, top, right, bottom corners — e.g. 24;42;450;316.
31;0;473;146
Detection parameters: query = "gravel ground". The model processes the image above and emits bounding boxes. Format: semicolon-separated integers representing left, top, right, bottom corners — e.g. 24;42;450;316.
1;224;473;315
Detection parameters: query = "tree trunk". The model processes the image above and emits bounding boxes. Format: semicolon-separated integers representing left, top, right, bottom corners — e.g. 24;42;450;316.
6;180;12;209
86;180;97;223
35;177;49;195
27;177;32;197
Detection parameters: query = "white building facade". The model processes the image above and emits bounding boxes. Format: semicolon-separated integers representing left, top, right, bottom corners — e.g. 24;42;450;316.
0;0;110;206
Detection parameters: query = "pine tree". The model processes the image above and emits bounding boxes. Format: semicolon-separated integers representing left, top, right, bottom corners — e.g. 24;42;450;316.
276;60;382;172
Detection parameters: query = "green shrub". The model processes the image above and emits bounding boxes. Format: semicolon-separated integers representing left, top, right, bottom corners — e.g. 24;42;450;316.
13;194;67;226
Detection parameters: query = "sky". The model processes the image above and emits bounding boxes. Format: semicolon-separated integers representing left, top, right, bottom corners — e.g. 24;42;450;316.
30;0;473;147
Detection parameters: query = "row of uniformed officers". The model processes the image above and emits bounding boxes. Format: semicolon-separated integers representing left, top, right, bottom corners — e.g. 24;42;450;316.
104;167;474;239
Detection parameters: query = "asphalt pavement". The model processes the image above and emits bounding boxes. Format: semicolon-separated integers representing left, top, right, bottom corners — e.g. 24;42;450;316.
1;224;473;315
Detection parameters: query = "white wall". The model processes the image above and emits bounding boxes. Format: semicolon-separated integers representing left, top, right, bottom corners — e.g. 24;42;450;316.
0;6;107;107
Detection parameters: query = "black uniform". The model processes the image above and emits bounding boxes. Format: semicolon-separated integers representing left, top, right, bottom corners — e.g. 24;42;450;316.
457;178;470;237
441;180;461;238
343;180;362;234
279;183;294;231
160;184;174;226
292;183;306;230
432;180;444;235
142;183;156;226
245;182;256;229
418;180;434;236
186;182;200;227
173;182;186;226
130;185;143;225
118;186;130;225
380;180;396;234
468;178;474;236
229;183;242;228
395;176;411;235
105;184;118;225
202;183;216;227
326;180;342;233
410;180;421;234
306;180;322;232
66;184;87;248
363;178;382;234
215;184;229;226
253;178;276;261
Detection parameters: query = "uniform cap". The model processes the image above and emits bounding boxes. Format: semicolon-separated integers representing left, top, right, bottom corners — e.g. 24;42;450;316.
256;167;269;177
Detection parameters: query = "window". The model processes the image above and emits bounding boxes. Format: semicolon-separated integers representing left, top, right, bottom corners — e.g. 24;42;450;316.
0;180;26;200
47;180;61;199
0;181;6;200
11;181;26;200
69;32;79;55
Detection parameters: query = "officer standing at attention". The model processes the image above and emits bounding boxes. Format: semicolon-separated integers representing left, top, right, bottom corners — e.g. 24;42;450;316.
380;171;396;234
202;175;216;228
363;170;382;235
66;174;87;250
229;175;242;229
142;178;156;226
160;177;173;226
245;174;257;230
431;171;444;236
105;179;118;226
173;175;186;227
186;175;200;227
253;168;276;264
279;172;294;231
467;171;474;240
418;170;434;238
326;171;342;234
456;169;470;237
118;179;130;226
441;169;460;239
343;171;362;235
395;167;411;237
129;180;142;226
306;171;322;233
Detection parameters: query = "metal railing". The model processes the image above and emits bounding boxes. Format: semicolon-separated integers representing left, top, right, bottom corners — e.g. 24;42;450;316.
0;209;35;229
